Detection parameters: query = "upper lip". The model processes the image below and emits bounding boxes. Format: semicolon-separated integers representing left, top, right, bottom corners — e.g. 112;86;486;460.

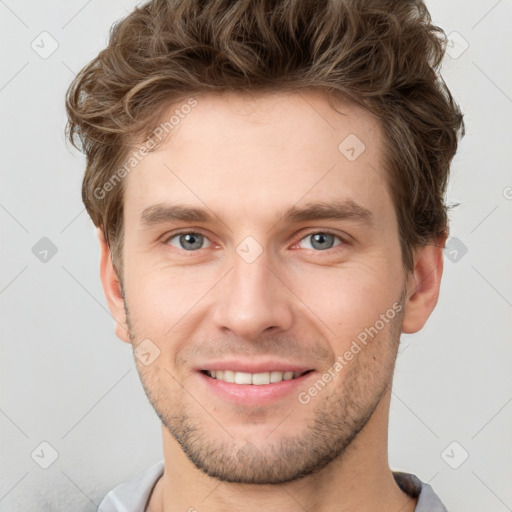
195;359;314;374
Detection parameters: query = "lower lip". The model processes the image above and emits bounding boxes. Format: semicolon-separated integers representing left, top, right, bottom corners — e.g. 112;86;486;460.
197;371;315;405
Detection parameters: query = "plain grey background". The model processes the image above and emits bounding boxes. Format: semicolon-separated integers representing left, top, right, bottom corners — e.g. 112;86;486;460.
1;1;511;511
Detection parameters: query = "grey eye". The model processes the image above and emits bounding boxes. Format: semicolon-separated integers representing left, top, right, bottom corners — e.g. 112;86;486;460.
299;232;342;251
168;232;210;251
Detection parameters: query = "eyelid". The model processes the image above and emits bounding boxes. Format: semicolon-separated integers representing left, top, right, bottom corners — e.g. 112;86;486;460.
163;228;349;252
298;228;349;242
164;229;213;248
293;229;348;250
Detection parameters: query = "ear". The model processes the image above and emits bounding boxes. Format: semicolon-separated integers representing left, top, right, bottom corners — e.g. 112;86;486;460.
97;227;130;343
401;233;447;334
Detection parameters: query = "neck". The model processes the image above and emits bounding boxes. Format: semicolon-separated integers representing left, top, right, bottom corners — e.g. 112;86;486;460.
149;390;417;512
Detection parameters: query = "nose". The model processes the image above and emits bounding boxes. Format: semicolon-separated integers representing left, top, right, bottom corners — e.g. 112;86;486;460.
211;250;294;340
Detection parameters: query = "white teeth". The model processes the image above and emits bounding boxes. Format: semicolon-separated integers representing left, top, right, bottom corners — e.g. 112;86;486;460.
252;372;270;385
270;371;283;383
223;370;235;383
206;370;304;384
234;372;252;384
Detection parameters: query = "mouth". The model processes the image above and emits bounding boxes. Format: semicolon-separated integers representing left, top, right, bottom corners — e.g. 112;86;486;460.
201;369;313;385
197;365;316;405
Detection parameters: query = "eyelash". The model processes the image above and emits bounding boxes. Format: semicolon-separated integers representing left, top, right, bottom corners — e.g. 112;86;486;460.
163;229;348;253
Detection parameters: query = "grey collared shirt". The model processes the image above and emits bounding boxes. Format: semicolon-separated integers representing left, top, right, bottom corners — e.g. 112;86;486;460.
97;460;448;512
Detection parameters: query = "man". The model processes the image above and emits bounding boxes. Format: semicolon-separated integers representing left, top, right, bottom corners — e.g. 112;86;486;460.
65;0;464;510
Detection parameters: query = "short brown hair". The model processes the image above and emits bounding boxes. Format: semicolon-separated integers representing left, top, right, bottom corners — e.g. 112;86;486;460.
65;0;464;278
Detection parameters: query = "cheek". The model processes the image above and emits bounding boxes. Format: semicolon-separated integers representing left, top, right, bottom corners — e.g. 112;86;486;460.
125;261;219;342
124;238;404;345
289;260;404;343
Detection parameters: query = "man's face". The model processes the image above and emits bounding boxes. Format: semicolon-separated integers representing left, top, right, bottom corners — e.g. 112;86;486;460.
118;91;409;484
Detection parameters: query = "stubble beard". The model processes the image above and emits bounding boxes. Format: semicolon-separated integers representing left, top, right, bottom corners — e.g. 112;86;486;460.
124;291;405;485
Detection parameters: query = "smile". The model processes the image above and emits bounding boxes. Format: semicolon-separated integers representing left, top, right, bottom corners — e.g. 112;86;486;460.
202;369;311;385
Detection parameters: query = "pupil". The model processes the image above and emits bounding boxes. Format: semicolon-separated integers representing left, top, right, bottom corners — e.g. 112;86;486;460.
182;233;201;250
313;233;333;250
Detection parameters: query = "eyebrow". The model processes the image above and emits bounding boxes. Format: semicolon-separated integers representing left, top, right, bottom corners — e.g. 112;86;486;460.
139;200;374;229
278;200;373;226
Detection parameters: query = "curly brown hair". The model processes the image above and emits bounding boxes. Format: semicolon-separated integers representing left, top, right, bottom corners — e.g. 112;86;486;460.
65;0;464;278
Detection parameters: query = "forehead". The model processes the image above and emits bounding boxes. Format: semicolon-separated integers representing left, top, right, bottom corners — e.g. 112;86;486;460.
124;90;393;228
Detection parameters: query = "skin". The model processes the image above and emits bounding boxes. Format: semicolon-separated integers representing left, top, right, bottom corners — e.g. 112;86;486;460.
98;90;445;512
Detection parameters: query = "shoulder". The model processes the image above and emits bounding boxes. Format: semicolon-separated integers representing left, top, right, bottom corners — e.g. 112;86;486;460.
393;471;449;512
97;460;165;512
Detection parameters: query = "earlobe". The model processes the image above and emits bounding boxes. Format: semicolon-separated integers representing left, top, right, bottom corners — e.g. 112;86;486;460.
401;235;446;334
96;227;131;343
